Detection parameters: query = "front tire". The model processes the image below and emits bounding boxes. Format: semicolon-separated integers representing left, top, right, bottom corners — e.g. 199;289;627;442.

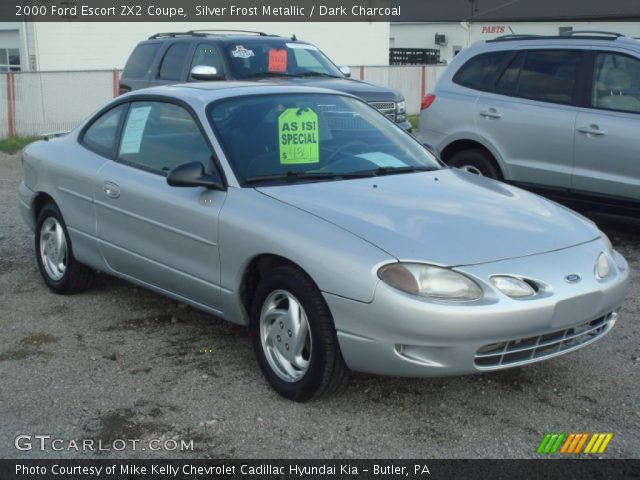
448;149;501;179
250;265;348;401
35;203;95;294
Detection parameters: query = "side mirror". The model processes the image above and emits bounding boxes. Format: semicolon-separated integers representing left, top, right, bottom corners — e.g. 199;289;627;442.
190;65;224;81
166;162;224;190
339;65;351;78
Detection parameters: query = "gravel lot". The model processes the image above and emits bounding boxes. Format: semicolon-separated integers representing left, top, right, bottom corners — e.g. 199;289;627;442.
0;150;638;459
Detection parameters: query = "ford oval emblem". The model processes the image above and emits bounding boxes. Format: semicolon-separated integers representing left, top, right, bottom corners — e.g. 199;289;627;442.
565;274;581;284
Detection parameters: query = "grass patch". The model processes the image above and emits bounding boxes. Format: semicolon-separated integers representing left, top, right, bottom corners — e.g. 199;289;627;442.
407;115;419;130
0;136;40;154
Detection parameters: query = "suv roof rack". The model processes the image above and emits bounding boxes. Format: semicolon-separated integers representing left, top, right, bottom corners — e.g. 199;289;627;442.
149;30;272;39
491;34;545;40
188;29;270;36
488;31;625;43
561;30;624;38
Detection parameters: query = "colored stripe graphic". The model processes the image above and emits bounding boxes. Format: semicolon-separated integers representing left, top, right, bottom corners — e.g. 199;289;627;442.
537;433;565;454
584;433;613;454
539;433;613;454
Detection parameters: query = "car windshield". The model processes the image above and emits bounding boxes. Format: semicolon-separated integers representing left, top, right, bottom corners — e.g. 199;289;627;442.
208;93;441;185
223;41;343;79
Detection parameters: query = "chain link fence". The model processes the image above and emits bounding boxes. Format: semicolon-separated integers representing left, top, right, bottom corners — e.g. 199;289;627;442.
0;66;445;138
0;70;120;138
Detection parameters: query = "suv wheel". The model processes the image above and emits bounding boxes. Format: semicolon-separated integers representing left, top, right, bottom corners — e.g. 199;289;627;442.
449;149;501;180
250;265;348;401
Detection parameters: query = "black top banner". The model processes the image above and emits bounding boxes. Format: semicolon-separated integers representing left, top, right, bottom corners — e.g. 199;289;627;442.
4;0;640;22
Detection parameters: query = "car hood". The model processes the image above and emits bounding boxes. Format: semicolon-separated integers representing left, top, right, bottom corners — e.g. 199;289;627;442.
256;77;403;102
256;169;600;266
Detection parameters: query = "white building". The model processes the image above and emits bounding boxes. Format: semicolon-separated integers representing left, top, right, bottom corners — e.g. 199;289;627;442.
391;21;640;65
0;21;391;72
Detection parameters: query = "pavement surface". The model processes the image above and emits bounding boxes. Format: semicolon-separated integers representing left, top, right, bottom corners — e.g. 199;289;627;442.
0;150;638;459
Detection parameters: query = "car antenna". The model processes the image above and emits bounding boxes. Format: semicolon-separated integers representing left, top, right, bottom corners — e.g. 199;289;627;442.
291;34;297;41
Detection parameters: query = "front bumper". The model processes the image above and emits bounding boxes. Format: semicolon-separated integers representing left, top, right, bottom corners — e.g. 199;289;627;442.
325;240;629;377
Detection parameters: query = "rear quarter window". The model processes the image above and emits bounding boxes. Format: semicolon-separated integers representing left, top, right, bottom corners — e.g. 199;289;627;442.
453;51;512;91
81;104;127;158
159;43;191;81
123;43;159;79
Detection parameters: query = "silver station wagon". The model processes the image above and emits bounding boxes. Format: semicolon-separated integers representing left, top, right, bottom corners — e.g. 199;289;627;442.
19;83;629;401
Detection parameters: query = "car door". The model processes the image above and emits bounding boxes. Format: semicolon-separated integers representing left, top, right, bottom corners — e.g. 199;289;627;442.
572;50;640;201
474;49;584;189
94;99;226;311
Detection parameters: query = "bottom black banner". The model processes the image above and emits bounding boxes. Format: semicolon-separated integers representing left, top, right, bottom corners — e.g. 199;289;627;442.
1;459;639;480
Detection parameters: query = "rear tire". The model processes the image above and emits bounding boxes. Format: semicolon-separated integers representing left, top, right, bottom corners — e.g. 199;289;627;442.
448;149;501;180
35;203;95;294
250;265;348;401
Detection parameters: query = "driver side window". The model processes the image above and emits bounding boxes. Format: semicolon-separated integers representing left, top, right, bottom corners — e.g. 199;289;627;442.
190;43;224;76
117;101;213;175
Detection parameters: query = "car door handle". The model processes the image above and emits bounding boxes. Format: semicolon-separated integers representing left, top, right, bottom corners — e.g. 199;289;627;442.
102;182;120;199
479;108;502;119
577;125;606;136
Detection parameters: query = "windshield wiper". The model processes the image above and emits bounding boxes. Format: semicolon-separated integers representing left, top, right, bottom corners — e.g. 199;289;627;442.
246;170;374;184
295;72;341;78
246;171;337;183
351;166;439;177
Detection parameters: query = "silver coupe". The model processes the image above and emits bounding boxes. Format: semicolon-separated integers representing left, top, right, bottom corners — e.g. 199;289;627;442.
19;83;630;401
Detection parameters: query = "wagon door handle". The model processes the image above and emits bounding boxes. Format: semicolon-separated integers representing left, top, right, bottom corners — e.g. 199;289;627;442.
577;125;606;136
479;108;502;119
102;182;120;199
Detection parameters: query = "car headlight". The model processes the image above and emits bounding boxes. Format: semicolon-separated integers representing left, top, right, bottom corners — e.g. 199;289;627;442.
596;252;611;279
378;263;483;302
490;276;536;298
396;100;406;114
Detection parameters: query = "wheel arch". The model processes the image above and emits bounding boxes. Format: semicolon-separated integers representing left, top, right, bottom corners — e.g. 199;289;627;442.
238;254;318;323
439;138;507;180
33;192;57;222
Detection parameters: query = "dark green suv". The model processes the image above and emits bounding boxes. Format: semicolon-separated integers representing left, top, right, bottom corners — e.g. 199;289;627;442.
120;30;410;130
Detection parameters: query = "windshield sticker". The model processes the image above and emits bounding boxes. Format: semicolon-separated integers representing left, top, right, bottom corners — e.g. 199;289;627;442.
278;108;319;164
286;43;318;51
230;45;254;58
268;49;288;72
119;105;152;155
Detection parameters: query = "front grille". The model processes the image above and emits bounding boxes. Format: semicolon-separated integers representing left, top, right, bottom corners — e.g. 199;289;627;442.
370;101;396;111
474;313;615;369
369;101;396;122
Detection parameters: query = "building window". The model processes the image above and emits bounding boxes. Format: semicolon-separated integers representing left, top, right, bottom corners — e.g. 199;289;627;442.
0;48;21;72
